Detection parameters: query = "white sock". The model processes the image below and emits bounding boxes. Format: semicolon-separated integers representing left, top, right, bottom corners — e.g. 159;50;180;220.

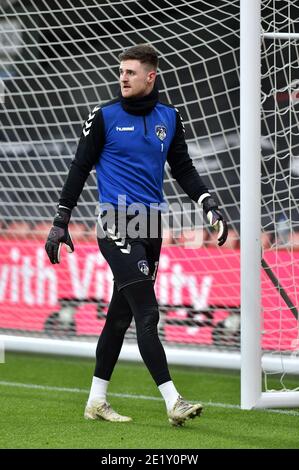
158;380;180;412
87;376;109;406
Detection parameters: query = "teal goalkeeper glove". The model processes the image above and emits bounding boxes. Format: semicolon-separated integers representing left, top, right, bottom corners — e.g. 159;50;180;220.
201;196;228;247
45;206;74;264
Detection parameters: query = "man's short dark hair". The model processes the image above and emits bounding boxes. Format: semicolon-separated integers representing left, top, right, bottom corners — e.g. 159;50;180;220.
118;44;159;70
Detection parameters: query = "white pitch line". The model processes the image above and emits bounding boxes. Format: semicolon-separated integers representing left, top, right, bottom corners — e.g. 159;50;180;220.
0;380;299;417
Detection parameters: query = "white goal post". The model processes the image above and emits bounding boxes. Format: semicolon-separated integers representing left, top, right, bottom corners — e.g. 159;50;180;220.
240;0;299;409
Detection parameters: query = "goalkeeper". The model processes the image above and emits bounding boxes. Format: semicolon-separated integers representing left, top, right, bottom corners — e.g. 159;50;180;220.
45;44;228;426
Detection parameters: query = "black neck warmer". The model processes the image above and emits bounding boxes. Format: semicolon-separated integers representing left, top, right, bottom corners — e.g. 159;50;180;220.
119;85;159;116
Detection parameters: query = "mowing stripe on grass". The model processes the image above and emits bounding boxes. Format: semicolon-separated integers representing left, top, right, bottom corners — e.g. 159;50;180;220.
0;380;299;417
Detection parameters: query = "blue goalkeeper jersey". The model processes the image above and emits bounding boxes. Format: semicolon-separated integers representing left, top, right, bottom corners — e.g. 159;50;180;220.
59;87;209;211
96;100;176;209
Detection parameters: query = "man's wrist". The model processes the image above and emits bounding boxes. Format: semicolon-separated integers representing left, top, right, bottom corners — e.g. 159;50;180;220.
198;193;211;205
58;205;72;212
53;205;72;227
199;195;219;215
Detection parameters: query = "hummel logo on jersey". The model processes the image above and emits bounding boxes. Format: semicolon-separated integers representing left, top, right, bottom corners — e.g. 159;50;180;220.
116;126;135;132
83;105;101;137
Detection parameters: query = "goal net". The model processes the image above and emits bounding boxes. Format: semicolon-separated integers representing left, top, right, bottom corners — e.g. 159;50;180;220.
261;0;299;402
241;0;299;408
0;0;298;397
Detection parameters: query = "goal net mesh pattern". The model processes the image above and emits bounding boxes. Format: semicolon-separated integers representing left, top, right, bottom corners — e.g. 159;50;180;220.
261;0;299;390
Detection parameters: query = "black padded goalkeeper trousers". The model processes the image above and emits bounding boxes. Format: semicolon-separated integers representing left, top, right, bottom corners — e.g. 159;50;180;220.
94;211;172;386
94;280;171;386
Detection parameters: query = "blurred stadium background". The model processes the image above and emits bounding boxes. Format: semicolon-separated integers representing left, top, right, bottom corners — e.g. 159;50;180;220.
0;0;298;371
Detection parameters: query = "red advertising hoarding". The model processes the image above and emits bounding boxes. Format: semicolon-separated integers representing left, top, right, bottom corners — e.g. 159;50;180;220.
0;240;298;350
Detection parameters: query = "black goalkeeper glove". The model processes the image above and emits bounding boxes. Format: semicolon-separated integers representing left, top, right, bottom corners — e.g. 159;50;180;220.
45;206;74;264
202;196;228;247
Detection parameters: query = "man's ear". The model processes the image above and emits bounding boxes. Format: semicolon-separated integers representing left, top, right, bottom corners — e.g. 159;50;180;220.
147;70;157;83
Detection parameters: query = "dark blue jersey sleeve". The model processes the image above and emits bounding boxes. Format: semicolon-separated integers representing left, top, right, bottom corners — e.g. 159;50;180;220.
59;105;105;209
166;109;209;202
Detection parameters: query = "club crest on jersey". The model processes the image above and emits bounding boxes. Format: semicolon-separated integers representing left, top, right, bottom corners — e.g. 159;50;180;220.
155;125;167;141
138;260;149;276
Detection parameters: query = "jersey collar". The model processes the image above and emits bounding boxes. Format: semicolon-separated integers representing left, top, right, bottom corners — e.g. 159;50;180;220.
119;85;159;116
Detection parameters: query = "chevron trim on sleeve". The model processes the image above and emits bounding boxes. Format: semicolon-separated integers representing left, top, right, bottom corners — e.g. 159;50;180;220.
83;105;101;137
175;107;185;133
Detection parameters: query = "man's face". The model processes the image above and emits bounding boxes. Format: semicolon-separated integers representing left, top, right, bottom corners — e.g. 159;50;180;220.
119;60;156;98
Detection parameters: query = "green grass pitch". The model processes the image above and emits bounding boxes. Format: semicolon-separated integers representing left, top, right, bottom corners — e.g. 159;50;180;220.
0;352;298;449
